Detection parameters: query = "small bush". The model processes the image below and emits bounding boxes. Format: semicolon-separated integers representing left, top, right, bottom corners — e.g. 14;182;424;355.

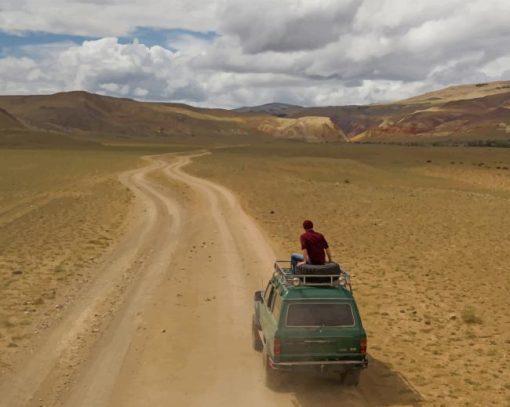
465;330;476;340
461;307;483;324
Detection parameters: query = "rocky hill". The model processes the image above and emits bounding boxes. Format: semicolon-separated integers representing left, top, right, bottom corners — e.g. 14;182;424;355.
284;81;510;142
1;81;509;145
0;92;344;143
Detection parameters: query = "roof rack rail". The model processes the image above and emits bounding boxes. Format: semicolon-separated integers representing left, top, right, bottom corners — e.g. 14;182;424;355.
273;261;352;292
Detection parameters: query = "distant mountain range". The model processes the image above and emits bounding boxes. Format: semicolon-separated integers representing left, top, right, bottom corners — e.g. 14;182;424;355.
236;81;510;143
234;103;303;117
0;80;509;146
0;92;342;145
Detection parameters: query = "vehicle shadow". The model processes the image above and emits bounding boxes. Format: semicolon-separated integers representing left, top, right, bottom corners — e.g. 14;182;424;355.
273;354;423;406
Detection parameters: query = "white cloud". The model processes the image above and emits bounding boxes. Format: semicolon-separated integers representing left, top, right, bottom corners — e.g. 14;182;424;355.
0;57;49;93
482;56;510;78
218;0;358;53
0;0;220;36
0;0;510;107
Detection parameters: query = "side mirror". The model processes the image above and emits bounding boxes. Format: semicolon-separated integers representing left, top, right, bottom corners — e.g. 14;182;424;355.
254;290;263;303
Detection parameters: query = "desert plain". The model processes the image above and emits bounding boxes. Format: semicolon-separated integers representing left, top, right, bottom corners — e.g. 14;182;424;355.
0;139;509;407
190;142;510;406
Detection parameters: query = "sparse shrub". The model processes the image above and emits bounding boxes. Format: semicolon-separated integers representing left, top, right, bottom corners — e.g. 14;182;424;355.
33;297;44;305
464;377;478;386
465;330;476;339
461;306;482;324
54;264;65;273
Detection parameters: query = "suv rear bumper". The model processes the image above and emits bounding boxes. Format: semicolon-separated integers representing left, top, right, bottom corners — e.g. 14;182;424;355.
269;357;368;370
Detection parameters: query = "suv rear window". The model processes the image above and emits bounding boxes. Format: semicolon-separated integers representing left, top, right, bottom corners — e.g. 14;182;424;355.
286;303;355;327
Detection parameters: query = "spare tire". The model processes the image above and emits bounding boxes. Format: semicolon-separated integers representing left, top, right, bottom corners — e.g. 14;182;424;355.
296;262;341;276
295;262;341;284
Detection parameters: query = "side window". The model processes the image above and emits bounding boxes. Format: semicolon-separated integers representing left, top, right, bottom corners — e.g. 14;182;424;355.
272;294;282;321
267;287;276;310
263;283;273;304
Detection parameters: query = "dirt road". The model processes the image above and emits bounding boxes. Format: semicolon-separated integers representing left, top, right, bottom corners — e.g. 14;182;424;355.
0;153;420;407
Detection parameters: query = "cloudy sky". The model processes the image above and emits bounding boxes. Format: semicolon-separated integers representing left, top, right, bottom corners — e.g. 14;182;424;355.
1;0;510;108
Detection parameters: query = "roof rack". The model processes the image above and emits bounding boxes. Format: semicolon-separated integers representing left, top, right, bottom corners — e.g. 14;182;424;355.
273;261;352;292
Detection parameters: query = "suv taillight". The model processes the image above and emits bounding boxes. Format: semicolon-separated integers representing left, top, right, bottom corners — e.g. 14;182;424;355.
274;337;281;357
360;336;367;355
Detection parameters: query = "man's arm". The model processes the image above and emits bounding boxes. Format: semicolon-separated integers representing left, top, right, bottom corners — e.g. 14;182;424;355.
325;248;332;263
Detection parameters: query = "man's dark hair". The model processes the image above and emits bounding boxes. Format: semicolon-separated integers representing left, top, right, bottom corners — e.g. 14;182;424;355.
303;220;314;230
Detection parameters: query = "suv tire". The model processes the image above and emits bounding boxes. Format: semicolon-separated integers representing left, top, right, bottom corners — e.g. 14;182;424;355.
263;349;284;389
252;315;263;351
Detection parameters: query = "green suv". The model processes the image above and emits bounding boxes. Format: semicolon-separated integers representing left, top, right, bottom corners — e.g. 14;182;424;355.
252;261;368;386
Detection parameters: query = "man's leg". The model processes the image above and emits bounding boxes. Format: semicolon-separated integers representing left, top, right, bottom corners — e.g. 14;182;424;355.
290;253;304;273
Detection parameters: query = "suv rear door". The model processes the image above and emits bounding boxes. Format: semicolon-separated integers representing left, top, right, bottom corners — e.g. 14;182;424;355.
280;300;364;360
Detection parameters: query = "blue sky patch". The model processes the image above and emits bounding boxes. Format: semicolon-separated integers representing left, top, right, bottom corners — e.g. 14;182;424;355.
0;27;218;57
119;27;218;49
0;32;97;57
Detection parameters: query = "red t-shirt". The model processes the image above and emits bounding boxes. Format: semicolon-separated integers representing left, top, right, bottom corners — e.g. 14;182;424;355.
300;230;329;265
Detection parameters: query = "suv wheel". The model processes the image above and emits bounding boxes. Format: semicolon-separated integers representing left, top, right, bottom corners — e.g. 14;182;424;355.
263;349;284;388
252;315;263;351
342;369;361;386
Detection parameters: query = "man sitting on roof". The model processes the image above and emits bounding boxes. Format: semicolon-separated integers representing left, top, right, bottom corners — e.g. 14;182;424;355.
291;220;332;273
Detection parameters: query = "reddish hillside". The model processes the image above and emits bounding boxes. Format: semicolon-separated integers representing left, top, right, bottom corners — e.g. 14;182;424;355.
0;92;241;138
1;81;509;145
285;81;510;142
0;92;344;143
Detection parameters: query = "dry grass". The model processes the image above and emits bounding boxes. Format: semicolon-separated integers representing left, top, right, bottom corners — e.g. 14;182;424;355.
189;143;510;406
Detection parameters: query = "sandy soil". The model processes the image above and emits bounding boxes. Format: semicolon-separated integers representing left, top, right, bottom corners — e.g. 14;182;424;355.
0;151;422;407
0;150;138;370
